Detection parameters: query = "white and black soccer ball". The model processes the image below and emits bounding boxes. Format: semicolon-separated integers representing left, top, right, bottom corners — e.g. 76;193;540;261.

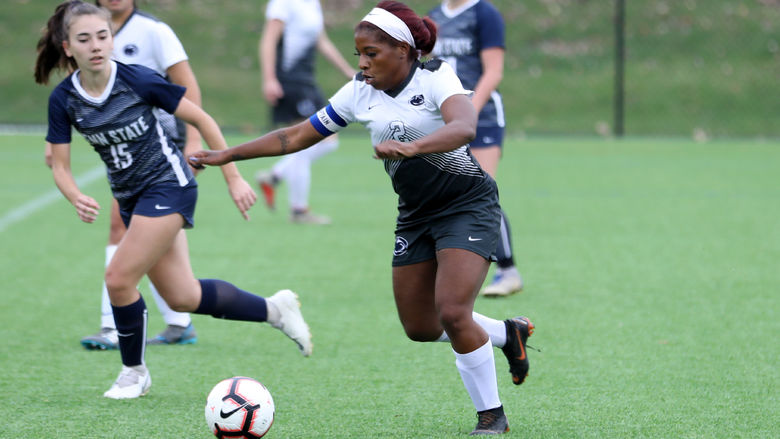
205;376;275;438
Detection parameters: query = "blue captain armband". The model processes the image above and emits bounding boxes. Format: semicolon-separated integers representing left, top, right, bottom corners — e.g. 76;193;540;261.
309;104;348;136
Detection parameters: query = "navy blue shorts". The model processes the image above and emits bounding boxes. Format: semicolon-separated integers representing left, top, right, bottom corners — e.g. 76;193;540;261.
118;181;198;229
392;206;500;267
470;125;505;148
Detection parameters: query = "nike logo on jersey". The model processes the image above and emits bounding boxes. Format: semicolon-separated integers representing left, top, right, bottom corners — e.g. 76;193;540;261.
468;236;482;241
368;104;381;110
155;204;171;210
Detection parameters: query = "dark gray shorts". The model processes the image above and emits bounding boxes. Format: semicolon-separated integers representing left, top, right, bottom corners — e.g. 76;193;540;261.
392;206;500;267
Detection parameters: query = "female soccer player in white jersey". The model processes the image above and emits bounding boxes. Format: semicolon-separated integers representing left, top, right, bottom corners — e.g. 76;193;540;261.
189;1;534;434
35;0;312;400
254;0;356;225
429;0;523;297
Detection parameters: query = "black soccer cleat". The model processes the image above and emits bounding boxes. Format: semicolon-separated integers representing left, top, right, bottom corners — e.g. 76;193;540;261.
470;405;509;435
501;316;534;385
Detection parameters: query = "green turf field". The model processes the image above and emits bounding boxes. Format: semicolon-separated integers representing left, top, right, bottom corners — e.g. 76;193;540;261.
1;134;777;438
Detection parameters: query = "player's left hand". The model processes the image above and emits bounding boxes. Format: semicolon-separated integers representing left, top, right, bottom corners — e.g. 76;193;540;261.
373;140;417;159
226;177;257;221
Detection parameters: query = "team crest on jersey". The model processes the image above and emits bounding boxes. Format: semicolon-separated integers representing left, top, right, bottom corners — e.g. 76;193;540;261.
123;44;139;57
394;236;409;256
409;94;425;106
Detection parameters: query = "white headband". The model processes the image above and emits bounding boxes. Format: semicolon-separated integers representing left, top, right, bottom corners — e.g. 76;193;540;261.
361;7;416;48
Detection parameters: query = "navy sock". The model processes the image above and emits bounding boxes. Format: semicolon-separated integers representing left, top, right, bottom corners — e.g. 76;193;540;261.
495;208;516;269
112;296;147;367
195;279;268;322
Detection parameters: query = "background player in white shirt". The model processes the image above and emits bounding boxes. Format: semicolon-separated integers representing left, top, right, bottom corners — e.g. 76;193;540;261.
254;0;356;225
44;0;205;350
190;1;534;434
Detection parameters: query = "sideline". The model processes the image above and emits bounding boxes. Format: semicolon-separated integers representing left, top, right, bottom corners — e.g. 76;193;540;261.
0;165;105;233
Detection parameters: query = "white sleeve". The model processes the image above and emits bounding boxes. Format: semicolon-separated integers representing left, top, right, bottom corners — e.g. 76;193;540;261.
152;22;188;72
309;80;355;136
266;0;291;21
428;61;472;109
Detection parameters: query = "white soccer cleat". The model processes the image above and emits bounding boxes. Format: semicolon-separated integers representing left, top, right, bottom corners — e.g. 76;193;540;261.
482;272;524;297
103;365;151;399
268;289;313;357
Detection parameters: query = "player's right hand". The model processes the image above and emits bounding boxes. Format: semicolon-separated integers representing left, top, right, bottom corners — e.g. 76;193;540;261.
73;194;100;223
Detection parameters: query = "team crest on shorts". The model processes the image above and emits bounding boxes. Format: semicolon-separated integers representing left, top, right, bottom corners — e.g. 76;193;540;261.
394;236;409;256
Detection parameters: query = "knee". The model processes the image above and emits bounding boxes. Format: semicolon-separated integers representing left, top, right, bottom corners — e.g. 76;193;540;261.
108;217;126;244
400;322;441;343
164;296;193;312
104;268;133;298
437;304;472;336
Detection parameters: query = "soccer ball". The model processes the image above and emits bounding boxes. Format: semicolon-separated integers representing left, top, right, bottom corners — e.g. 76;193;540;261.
205;376;275;438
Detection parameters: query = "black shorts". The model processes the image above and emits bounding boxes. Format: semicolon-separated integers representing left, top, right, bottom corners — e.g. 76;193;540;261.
118;181;198;229
272;82;327;125
392;206;500;267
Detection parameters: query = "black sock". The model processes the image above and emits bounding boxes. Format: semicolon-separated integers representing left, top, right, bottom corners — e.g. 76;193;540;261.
195;279;268;322
112;296;147;367
495;209;516;269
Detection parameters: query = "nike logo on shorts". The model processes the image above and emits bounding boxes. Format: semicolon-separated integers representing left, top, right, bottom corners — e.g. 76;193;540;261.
155;204;171;210
468;236;482;241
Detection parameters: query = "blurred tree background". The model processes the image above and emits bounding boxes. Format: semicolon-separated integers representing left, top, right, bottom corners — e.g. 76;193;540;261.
2;0;778;138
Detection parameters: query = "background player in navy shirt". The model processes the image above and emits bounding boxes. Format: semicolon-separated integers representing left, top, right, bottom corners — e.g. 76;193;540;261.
35;0;312;399
429;0;523;296
190;1;534;434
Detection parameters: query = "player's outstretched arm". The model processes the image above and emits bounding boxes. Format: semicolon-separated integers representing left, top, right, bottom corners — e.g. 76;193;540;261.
188;120;325;167
50;142;101;223
174;98;257;220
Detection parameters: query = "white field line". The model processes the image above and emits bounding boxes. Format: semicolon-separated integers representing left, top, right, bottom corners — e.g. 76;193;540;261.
0;165;105;233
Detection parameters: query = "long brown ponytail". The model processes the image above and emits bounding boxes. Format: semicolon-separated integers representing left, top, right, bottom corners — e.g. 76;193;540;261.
34;0;110;84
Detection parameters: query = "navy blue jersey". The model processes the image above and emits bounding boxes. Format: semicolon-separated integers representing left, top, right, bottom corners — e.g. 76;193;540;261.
429;0;506;127
46;61;193;202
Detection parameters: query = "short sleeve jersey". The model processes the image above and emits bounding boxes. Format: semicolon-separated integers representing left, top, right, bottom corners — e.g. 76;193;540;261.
429;0;505;126
111;10;188;76
265;0;323;86
310;60;497;226
46;61;193;202
111;9;189;147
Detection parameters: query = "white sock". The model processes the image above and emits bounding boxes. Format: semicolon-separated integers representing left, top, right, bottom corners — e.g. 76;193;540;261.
149;281;191;327
266;298;281;327
273;138;339;211
454;340;502;412
101;245;118;329
437;312;507;347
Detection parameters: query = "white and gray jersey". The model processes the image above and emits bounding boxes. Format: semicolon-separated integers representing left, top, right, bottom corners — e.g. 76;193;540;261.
111;9;189;146
310;60;498;226
266;0;323;86
429;0;506;128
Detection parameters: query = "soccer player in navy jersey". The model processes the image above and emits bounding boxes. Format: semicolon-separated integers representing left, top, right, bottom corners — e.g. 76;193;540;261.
35;0;312;400
429;0;523;296
44;0;205;350
190;1;534;434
